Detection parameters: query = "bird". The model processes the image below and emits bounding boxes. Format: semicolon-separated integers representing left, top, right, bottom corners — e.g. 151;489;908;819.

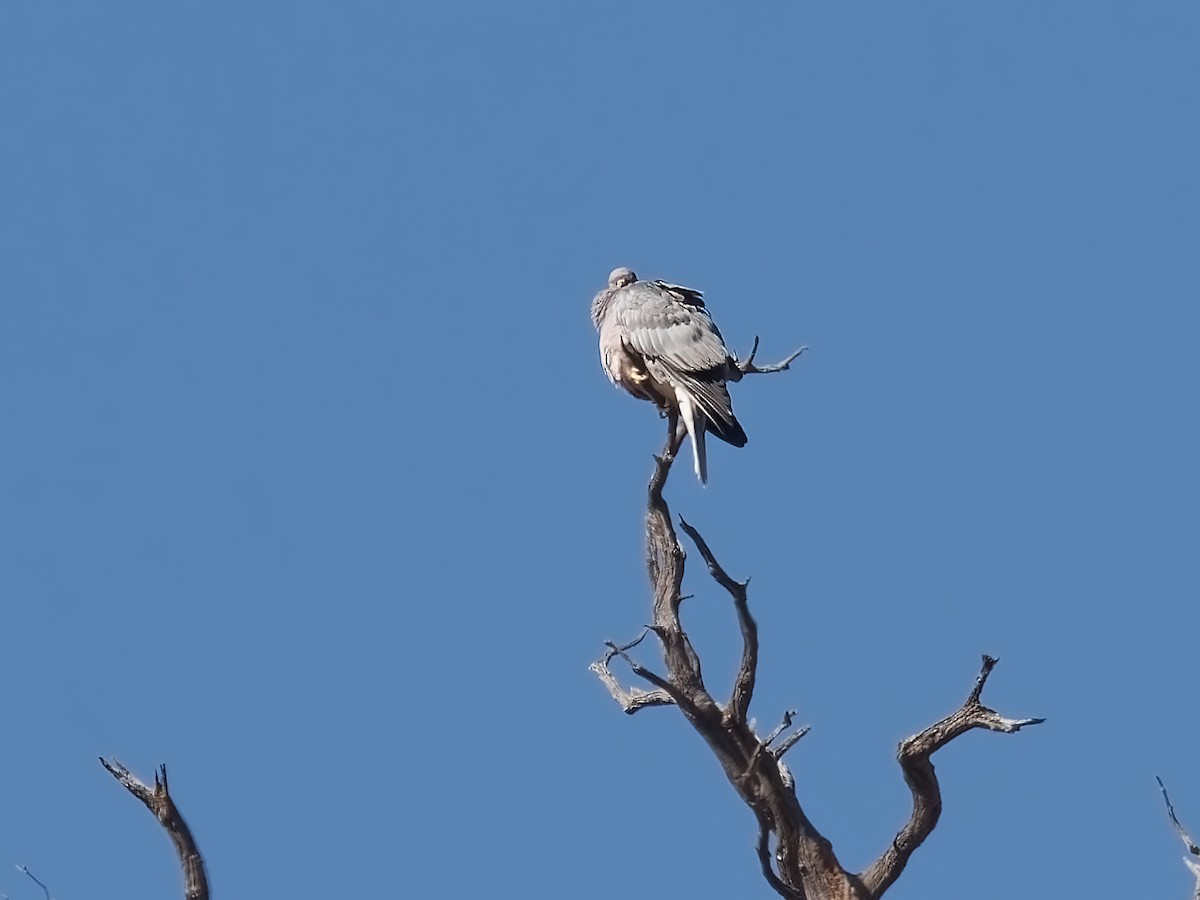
591;267;747;484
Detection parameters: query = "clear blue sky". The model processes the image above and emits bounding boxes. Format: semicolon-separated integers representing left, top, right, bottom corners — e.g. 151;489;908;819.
2;4;1198;899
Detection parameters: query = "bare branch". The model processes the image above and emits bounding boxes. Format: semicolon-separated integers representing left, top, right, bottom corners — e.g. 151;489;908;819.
744;711;797;781
604;640;676;698
771;726;811;760
735;337;808;376
589;659;676;713
15;867;50;900
763;711;797;749
590;633;677;714
1157;777;1200;900
100;759;209;900
859;655;1044;896
677;516;757;725
757;817;807;900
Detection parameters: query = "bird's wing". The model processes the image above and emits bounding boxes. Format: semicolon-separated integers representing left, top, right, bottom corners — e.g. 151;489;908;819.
612;281;729;372
611;281;743;440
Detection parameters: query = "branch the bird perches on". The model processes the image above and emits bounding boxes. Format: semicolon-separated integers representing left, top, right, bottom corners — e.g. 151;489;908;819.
590;419;1042;899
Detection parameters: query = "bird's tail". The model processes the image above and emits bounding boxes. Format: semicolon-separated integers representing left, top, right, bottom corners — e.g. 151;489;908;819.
693;426;708;485
678;393;708;484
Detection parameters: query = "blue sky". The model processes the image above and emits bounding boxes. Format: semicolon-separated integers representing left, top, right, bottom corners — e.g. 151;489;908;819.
2;3;1198;898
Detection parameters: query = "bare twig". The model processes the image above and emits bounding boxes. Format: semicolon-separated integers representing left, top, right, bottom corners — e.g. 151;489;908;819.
605;640;676;698
735;337;808;376
1157;777;1200;900
859;656;1044;896
771;726;811;760
757;818;806;900
678;516;757;725
590;632;677;713
764;711;797;748
15;867;50;900
100;759;209;900
744;711;798;781
589;657;676;713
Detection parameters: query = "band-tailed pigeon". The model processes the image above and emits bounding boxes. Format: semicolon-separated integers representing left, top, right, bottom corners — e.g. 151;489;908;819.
591;267;746;484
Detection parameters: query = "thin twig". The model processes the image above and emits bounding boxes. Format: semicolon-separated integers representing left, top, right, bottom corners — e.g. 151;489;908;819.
771;726;811;760
736;337;808;375
677;516;757;725
606;641;675;696
589;660;675;713
756;817;806;900
590;632;677;713
764;711;796;748
15;867;49;900
744;711;796;780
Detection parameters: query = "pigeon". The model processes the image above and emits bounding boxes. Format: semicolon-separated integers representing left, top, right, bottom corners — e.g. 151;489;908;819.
592;267;746;483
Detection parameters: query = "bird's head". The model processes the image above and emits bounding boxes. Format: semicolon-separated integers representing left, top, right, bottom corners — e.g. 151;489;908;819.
608;267;637;289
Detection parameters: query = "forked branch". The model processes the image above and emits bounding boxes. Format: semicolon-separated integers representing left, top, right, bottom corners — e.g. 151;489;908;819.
100;759;209;900
589;631;679;714
735;337;807;376
859;656;1045;896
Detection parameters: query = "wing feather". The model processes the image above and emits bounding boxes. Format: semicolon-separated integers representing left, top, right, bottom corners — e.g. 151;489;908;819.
614;282;730;374
671;370;747;448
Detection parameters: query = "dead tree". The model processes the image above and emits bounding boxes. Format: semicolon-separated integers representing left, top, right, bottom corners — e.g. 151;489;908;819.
1158;777;1200;900
100;758;209;900
591;420;1043;899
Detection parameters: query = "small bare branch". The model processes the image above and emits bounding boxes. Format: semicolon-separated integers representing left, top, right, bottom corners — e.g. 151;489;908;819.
15;867;49;900
589;661;676;714
860;655;1044;896
764;710;797;748
744;711;797;781
757;817;807;900
100;759;209;900
677;516;743;597
605;640;675;696
735;337;808;376
590;633;677;714
677;516;757;725
771;726;811;760
1157;777;1200;900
